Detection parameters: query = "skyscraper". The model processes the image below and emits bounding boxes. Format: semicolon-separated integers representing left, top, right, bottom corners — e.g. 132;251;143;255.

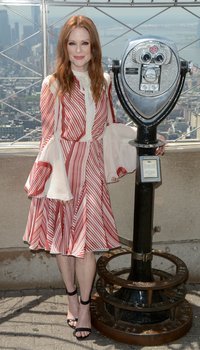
12;22;20;44
31;6;41;46
0;10;11;49
31;6;40;32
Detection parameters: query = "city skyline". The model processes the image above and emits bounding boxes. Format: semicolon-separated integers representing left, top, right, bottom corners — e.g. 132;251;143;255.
1;4;200;142
1;4;200;62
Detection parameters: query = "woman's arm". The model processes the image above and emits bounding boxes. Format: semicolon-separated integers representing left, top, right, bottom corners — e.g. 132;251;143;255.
156;133;166;156
39;77;55;150
104;72;116;125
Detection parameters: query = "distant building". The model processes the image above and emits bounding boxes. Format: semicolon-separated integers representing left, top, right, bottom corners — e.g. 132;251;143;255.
12;22;20;44
191;112;200;139
22;25;34;40
31;6;40;32
0;125;24;141
0;10;11;49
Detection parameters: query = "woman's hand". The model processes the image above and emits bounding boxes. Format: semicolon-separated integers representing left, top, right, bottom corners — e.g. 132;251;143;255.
155;134;166;156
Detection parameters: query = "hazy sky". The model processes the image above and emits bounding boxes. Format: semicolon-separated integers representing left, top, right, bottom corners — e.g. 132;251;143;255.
1;3;200;63
3;3;200;25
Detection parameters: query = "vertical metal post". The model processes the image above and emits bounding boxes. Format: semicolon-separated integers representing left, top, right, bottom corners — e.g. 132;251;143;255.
118;125;166;324
129;125;157;283
41;0;48;78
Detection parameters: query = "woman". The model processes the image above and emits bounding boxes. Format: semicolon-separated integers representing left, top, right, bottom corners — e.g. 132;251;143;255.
24;15;121;340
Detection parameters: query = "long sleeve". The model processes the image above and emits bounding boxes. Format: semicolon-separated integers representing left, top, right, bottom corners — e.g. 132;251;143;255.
39;77;55;150
25;76;73;201
104;72;116;125
107;79;116;124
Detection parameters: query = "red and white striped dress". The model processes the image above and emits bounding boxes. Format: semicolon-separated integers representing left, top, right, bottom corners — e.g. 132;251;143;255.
23;71;120;258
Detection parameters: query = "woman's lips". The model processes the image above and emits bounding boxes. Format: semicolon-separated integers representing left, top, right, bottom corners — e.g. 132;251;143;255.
74;56;84;60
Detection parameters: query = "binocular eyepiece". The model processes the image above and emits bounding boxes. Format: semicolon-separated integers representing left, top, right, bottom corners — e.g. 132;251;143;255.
112;36;191;126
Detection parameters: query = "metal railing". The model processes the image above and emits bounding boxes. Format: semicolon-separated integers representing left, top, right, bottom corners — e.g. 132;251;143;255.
1;0;200;145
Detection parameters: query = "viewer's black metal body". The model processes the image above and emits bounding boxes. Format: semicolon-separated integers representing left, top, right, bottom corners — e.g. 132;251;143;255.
91;37;193;345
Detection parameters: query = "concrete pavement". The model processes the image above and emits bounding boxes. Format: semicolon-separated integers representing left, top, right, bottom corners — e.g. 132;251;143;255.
0;284;199;350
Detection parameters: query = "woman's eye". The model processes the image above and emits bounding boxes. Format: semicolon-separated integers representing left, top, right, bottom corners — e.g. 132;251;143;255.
67;41;90;46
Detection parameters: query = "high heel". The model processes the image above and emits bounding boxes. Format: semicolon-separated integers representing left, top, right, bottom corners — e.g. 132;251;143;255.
74;298;91;340
66;288;78;329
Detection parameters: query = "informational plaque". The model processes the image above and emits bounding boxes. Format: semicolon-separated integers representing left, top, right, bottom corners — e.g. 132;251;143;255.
140;156;161;183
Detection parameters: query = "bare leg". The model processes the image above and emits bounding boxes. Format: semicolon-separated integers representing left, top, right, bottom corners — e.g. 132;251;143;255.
56;255;79;327
75;251;96;338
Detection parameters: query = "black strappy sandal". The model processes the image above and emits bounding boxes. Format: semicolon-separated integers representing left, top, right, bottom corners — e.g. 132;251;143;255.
66;288;78;329
74;298;91;340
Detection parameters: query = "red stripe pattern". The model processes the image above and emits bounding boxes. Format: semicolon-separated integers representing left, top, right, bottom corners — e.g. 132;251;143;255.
23;77;120;257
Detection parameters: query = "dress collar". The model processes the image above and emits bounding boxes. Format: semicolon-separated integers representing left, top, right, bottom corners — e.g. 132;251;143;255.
72;70;90;92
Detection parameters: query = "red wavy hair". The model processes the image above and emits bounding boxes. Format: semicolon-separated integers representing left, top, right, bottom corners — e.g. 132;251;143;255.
53;15;105;104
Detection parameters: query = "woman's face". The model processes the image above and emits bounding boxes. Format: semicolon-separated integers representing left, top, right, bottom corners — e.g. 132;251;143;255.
67;27;91;72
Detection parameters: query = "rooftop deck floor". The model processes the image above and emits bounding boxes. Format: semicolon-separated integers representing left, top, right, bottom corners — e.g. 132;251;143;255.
0;284;199;350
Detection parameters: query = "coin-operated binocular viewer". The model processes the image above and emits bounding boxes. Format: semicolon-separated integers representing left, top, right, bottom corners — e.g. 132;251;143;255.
91;37;193;346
